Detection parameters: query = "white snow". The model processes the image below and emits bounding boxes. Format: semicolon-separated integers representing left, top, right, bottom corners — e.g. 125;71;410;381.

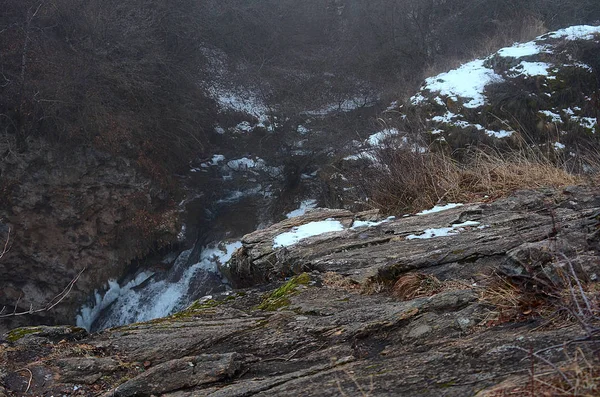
406;221;481;240
431;111;458;123
573;62;593;72
297;125;310;134
273;220;345;248
304;97;376;116
510;61;553;77
417;203;464;216
419;59;504;108
571;116;597;133
208;86;269;122
344;151;378;162
203;241;243;269
554;142;566;150
434;96;446;106
547;25;600;41
236;121;254;133
539;110;562;123
286;199;318;219
410;93;427;105
367;128;399;146
351;216;395;229
485;129;514;138
227;157;256;170
497;41;547;58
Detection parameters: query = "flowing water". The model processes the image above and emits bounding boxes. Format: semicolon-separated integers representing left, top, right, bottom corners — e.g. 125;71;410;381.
76;241;242;332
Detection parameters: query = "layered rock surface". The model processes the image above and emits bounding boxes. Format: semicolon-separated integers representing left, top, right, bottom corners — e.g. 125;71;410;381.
2;186;599;396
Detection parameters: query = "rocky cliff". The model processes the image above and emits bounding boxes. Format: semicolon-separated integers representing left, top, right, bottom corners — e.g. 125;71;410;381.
0;135;180;333
2;186;599;396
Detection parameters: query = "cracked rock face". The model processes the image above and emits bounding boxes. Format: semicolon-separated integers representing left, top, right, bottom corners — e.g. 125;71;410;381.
1;186;600;396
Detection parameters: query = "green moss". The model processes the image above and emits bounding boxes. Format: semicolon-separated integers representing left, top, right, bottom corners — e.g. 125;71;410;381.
257;273;310;311
6;326;43;342
185;299;221;311
115;299;227;330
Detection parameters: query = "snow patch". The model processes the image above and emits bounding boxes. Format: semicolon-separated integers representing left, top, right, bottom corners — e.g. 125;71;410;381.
539;110;562;123
547;25;600;41
406;221;481;240
497;41;548;58
510;61;553;77
367;128;399;146
485;129;514;139
417;59;504;108
417;203;464;216
286;199;318;219
571;116;597;133
431;111;458;123
273;220;345;248
351;216;395;229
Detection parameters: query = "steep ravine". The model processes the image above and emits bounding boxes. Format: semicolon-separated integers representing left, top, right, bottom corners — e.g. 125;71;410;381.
2;23;599;337
1;185;599;396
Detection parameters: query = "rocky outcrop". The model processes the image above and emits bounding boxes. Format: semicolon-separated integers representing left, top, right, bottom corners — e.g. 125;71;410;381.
1;186;599;396
227;185;600;287
0;135;180;333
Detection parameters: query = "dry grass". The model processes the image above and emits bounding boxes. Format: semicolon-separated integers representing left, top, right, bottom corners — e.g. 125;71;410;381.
363;145;586;215
323;272;361;292
479;258;600;331
391;272;471;301
480;348;600;397
392;273;443;300
479;273;557;327
479;254;600;396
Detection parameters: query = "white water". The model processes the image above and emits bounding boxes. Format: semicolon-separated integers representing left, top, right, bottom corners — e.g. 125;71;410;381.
76;241;241;331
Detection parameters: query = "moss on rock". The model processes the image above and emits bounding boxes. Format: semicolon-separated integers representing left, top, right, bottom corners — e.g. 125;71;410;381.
5;326;43;342
257;273;311;311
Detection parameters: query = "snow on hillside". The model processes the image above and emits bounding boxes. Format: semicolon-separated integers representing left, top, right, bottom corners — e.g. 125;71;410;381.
407;25;600;146
411;59;504;109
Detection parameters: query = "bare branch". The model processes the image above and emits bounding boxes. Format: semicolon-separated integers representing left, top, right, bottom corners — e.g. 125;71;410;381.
0;226;10;260
0;267;86;319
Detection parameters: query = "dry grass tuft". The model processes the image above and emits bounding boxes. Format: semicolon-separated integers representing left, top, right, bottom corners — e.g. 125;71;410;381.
362;145;586;215
481;348;600;397
323;272;361;291
479;255;600;331
392;273;443;300
479;274;556;327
